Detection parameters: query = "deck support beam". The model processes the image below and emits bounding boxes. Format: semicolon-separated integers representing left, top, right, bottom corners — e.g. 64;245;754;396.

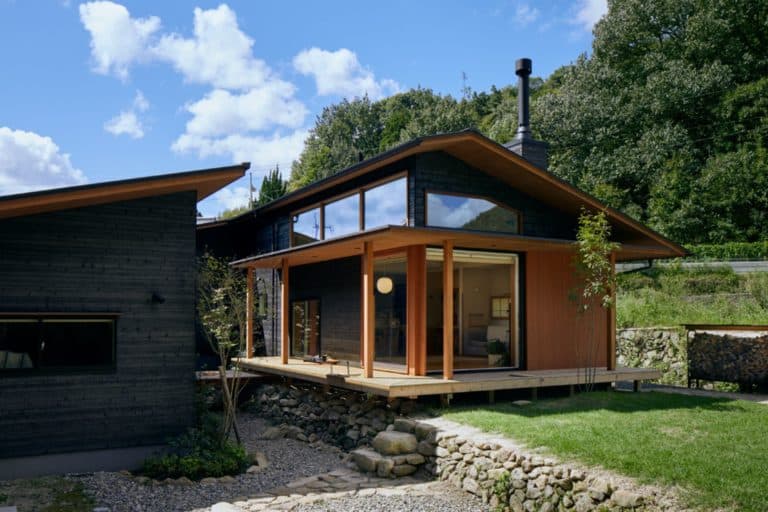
280;258;290;365
443;240;454;380
407;245;427;376
362;241;375;378
246;267;254;358
607;252;617;371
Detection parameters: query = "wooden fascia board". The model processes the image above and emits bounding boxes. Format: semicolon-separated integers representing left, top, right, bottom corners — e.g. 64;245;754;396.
451;135;687;258
0;167;246;220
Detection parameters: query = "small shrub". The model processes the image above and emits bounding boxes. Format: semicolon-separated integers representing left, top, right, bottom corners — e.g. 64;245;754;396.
687;241;768;260
141;413;249;481
745;273;768;309
617;272;658;292
658;267;740;295
492;470;510;511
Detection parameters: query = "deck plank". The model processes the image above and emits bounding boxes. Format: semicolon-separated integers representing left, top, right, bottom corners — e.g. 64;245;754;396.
235;356;661;398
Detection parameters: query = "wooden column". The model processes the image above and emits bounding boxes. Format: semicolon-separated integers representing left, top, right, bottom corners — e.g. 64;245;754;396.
246;267;254;358
362;241;375;378
443;240;454;380
607;251;617;370
407;245;427;376
280;259;290;365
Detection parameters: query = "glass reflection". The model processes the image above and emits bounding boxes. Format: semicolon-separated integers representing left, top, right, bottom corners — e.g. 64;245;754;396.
364;177;407;229
427;193;519;234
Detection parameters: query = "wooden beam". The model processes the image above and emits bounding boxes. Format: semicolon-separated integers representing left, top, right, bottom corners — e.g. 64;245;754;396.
443;240;454;380
246;267;254;358
407;245;427;376
362;241;375;378
607;252;617;370
280;258;290;364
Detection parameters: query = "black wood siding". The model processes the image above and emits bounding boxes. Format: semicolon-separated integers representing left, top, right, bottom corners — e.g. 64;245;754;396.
409;152;576;239
0;192;197;457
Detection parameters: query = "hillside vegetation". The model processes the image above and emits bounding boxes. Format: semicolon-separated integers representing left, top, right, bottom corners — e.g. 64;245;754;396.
617;265;768;327
288;0;768;245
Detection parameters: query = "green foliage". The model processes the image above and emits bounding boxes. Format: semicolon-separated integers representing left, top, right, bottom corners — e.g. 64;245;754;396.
141;413;248;481
686;240;768;260
257;166;287;206
444;391;768;511
574;210;620;311
492;470;510;511
616;267;767;327
218;205;250;219
487;339;507;355
745;273;768;310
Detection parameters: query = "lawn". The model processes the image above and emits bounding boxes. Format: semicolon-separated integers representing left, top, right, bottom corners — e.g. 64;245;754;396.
443;391;768;511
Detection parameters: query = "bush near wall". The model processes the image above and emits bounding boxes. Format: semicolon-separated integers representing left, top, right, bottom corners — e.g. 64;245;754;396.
685;241;768;260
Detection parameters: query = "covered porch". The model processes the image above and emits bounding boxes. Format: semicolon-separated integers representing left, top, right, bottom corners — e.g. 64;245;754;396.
236;356;661;398
232;225;667;394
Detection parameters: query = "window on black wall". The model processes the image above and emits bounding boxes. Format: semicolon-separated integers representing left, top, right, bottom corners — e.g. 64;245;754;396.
0;316;115;372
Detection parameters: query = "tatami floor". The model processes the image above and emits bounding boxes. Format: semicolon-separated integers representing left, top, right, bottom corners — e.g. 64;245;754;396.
236;356;661;398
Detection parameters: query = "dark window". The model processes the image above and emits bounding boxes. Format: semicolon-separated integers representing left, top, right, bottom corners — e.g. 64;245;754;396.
0;316;115;372
427;192;520;234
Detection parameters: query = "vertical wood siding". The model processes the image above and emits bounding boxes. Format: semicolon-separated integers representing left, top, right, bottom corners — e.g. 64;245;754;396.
525;251;607;370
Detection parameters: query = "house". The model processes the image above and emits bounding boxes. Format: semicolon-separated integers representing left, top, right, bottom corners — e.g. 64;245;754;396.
0;164;246;476
198;60;686;398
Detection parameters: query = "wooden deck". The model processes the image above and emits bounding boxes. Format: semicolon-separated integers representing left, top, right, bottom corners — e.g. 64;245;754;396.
236;357;661;398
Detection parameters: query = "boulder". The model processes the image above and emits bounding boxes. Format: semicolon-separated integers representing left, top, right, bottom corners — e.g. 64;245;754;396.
351;448;382;472
392;463;417;476
393;418;416;433
612;490;644;508
376;458;395;477
371;431;418;455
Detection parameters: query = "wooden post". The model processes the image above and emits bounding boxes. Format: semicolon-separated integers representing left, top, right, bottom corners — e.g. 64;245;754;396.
443;240;454;380
280;259;290;364
362;241;375;378
246;267;254;358
407;245;427;376
607;252;617;370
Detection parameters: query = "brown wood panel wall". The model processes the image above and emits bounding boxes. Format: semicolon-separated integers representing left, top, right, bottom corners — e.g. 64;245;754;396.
525;251;607;370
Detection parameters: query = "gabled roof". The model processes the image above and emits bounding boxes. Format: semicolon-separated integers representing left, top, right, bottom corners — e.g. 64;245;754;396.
0;163;249;220
221;130;685;258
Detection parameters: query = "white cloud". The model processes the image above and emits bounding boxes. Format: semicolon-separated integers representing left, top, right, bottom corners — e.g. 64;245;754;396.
104;89;149;138
213;185;251;211
133;90;149;111
0;127;87;195
293;47;400;100
104;111;144;138
574;0;607;32
513;3;540;26
182;85;307;138
152;4;272;90
172;129;308;170
79;1;160;80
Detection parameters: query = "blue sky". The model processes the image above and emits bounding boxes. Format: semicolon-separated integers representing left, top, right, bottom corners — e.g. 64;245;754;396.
0;0;606;216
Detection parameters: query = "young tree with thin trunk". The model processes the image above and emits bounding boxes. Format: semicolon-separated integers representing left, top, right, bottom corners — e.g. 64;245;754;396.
573;209;619;391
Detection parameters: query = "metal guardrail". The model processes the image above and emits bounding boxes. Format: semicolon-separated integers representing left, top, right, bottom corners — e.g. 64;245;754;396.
617;260;768;274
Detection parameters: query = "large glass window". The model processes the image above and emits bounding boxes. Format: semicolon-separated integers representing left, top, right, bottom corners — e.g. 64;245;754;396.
427;192;519;234
374;254;407;368
292;207;321;246
324;194;360;239
0;316;115;372
364;177;408;229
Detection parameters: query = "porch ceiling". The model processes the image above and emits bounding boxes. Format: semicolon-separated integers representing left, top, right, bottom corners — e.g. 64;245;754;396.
231;225;678;269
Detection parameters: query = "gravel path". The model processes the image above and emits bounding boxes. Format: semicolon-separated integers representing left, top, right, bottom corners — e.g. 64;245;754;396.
73;413;346;512
291;483;488;512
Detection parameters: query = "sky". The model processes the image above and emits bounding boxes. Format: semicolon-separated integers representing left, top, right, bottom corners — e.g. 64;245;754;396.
0;0;606;217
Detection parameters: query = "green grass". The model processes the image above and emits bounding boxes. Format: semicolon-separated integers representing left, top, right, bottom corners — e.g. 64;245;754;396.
616;266;768;327
443;391;768;511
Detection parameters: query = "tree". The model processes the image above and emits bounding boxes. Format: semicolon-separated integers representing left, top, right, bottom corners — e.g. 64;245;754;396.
257;165;287;206
572;210;619;391
197;254;254;445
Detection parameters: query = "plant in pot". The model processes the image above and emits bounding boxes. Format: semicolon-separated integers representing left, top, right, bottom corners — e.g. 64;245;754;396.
487;339;508;367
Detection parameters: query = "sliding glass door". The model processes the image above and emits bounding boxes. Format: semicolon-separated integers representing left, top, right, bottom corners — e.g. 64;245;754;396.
426;249;520;371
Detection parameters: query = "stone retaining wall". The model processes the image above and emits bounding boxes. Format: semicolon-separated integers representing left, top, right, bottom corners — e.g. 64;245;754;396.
251;382;679;511
616;328;686;386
